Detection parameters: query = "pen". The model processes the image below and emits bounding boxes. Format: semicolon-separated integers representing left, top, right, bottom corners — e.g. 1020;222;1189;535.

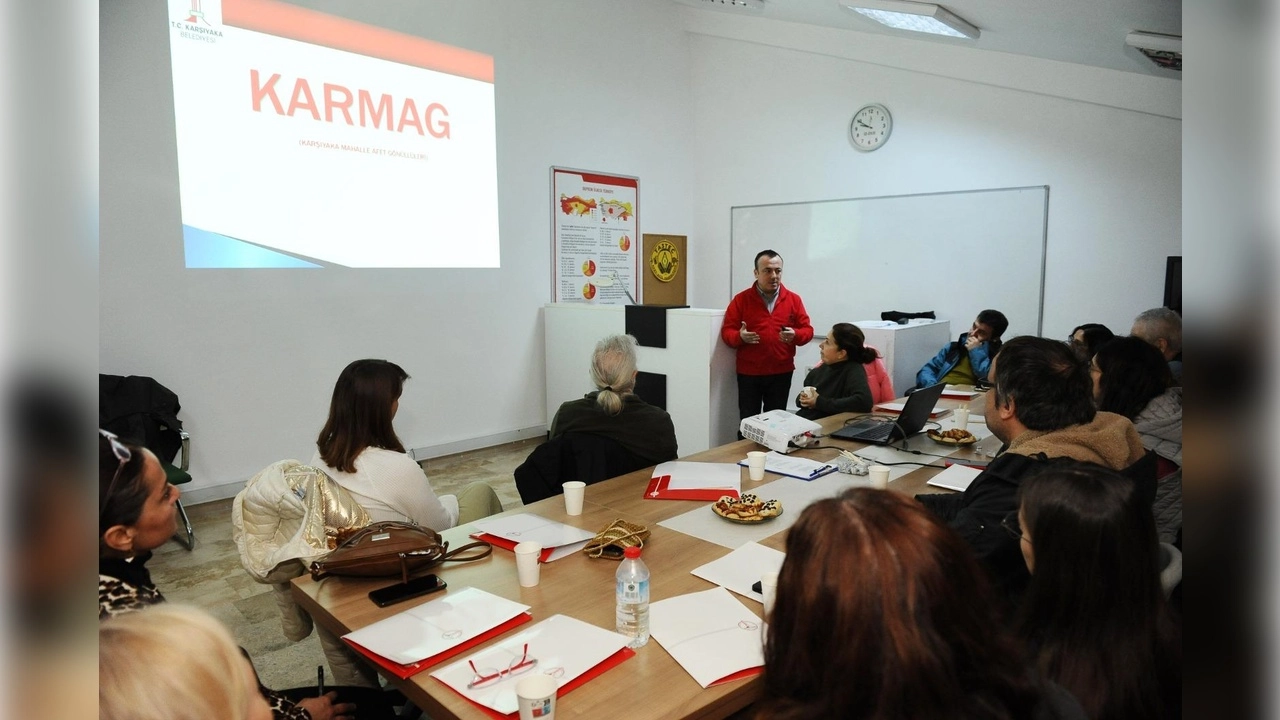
808;465;833;477
317;665;324;696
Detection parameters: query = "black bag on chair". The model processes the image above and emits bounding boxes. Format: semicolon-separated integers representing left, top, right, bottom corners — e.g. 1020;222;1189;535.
99;374;183;463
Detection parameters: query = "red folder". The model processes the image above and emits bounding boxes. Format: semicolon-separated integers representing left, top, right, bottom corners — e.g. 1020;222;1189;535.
643;474;739;502
710;665;764;686
469;532;555;563
874;403;951;420
438;646;637;720
343;613;532;680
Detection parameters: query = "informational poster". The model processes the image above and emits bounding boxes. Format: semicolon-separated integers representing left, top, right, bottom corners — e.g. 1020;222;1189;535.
551;168;639;304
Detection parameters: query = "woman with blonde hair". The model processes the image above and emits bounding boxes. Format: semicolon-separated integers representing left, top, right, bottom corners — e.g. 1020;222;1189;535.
101;605;274;720
549;334;677;465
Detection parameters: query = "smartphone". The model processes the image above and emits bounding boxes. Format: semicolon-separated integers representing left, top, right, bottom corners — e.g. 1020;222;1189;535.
368;574;447;607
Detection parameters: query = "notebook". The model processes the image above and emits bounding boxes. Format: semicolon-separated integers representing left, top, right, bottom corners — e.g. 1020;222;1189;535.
829;382;946;445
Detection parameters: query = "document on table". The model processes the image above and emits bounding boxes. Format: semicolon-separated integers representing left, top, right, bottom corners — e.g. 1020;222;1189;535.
342;587;531;676
650;587;765;688
690;542;786;603
430;614;633;715
644;461;742;501
469;514;595;562
926;463;983;492
941;385;981;400
736;451;837;480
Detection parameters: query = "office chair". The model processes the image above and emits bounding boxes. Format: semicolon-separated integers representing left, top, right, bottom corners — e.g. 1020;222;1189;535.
99;374;196;550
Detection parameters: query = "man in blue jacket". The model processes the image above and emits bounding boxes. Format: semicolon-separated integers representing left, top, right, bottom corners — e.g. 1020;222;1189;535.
914;309;1008;389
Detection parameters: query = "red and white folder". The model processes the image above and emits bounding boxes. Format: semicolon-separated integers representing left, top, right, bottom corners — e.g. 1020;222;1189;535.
649;587;765;688
469;514;595;563
431;614;636;719
874;401;952;419
341;587;532;679
643;461;741;501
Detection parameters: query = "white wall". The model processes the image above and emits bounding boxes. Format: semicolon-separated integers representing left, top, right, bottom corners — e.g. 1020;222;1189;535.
100;0;697;500
679;14;1182;343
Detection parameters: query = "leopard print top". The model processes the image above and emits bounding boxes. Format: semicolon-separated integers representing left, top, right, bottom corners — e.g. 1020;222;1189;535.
98;555;310;720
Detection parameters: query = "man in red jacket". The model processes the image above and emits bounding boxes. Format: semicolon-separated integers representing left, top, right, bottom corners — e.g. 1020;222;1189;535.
721;250;814;424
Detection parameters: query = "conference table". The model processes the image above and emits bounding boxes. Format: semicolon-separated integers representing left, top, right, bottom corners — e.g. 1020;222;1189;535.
292;391;995;720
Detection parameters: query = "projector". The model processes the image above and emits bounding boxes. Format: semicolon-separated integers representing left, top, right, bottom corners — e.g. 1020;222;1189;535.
740;411;822;454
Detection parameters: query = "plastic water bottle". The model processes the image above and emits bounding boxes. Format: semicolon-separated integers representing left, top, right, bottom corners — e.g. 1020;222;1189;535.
615;545;650;648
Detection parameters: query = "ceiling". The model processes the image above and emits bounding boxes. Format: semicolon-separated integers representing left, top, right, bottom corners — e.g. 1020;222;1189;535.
670;0;1182;78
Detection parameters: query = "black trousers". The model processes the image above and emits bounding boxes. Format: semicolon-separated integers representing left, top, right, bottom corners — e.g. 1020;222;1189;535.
736;371;793;421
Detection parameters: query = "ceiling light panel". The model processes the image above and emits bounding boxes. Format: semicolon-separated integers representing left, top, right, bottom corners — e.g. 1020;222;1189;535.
839;1;980;40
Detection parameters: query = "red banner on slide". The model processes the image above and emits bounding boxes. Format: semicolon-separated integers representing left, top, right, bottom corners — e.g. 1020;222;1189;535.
222;0;494;83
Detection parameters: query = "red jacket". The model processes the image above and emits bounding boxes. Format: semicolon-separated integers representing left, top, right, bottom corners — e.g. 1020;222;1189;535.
720;284;814;375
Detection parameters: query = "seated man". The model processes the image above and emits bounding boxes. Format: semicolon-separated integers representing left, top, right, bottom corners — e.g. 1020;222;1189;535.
916;336;1155;602
548;334;677;466
915;309;1008;389
1130;307;1182;384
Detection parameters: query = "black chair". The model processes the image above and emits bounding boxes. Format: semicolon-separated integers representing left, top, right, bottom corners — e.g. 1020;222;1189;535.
99;374;195;549
514;433;651;505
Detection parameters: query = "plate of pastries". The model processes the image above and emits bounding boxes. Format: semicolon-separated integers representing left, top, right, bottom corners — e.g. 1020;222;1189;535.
712;493;784;524
926;428;978;445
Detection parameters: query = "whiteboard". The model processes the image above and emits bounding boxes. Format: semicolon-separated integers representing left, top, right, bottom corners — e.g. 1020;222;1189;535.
730;187;1048;341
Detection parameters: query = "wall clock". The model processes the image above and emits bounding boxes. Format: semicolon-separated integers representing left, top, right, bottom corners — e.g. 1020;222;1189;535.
850;104;892;152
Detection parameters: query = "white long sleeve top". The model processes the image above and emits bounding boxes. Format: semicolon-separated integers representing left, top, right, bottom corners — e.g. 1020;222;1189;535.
310;447;459;530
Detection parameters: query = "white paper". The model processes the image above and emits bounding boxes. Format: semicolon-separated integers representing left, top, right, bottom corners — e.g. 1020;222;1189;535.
736;451;836;480
690;543;786;602
652;461;741;492
471;514;596;549
430;614;630;715
926;464;983;492
649;587;765;688
342;587;529;666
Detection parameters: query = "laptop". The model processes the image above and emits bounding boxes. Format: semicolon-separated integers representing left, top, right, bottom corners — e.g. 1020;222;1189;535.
829;382;947;445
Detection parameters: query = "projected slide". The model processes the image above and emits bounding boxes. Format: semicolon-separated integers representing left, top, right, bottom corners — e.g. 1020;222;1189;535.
167;0;498;268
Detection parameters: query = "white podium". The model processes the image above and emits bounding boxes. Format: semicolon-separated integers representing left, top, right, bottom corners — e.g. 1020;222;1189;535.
544;304;740;455
854;319;952;394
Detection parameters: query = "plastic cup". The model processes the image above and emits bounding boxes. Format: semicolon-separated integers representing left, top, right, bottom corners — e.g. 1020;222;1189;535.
514;541;542;587
746;451;767;481
869;465;891;490
802;386;817;400
515;674;557;720
953;408;970;430
760;571;779;618
562;481;586;516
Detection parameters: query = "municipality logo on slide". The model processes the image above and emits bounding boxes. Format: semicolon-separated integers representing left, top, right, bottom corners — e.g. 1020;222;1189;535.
170;0;223;40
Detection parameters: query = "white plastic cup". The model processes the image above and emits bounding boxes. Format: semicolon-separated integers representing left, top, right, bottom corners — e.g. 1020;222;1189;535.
869;465;891;490
953;408;970;430
802;386;817;400
514;541;542;587
760;571;779;618
746;451;767;481
515;674;557;720
562;481;586;516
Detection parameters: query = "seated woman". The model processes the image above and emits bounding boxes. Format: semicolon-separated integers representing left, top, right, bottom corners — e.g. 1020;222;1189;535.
1091;336;1181;471
1067;322;1115;361
757;488;1085;720
101;604;274;720
795;323;874;420
99;429;367;720
862;344;895;405
311;359;501;529
1015;461;1181;720
550;334;677;464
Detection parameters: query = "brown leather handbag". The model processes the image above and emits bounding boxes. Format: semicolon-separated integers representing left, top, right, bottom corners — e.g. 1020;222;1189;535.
309;521;492;583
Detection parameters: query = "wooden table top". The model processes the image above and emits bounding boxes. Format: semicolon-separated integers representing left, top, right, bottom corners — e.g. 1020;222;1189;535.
291;389;994;720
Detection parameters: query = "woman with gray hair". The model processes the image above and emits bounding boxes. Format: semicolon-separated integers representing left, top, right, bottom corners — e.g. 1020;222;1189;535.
549;334;678;465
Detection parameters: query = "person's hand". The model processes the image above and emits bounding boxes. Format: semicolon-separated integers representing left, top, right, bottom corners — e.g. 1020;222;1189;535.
964;334;983;352
797;389;817;408
779;326;796;343
296;692;356;720
739;322;760;344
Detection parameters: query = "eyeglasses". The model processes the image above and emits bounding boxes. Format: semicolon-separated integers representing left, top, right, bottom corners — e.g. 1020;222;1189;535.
100;428;133;520
467;644;538;689
1000;515;1029;543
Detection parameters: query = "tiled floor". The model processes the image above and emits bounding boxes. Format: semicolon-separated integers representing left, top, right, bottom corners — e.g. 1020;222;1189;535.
147;438;538;691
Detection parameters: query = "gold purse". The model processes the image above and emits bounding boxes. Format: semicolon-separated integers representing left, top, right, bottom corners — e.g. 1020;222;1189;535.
582;518;650;560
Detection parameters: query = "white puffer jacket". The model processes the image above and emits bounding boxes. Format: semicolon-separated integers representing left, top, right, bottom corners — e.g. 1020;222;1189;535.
231;461;380;688
232;460;370;584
